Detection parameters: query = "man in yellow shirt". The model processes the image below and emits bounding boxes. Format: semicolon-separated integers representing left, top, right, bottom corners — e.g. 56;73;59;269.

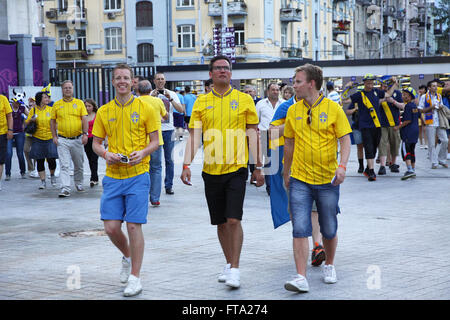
51;80;88;197
0;94;13;191
181;55;264;289
137;79;168;206
92;64;159;297
283;64;351;293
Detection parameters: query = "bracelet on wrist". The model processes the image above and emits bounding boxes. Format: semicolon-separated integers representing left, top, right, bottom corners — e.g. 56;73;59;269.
103;150;108;159
255;166;264;170
183;164;190;170
338;164;346;171
8;128;13;131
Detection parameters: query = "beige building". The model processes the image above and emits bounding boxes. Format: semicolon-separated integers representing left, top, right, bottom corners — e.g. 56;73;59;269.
42;0;127;67
170;0;354;65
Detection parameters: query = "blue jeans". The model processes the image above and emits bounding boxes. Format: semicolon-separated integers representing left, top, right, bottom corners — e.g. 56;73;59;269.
162;130;175;190
6;132;26;176
149;145;162;202
289;178;340;240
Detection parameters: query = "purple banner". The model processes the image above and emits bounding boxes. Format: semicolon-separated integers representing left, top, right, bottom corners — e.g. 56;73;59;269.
32;44;43;86
0;43;18;98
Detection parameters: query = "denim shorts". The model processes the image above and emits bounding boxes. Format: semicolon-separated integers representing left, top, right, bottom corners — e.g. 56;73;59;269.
100;172;150;224
350;129;363;145
289;177;340;239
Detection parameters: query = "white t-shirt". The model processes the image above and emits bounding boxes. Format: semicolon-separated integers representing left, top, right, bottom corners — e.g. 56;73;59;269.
328;90;342;106
255;98;283;131
418;94;441;127
155;89;181;131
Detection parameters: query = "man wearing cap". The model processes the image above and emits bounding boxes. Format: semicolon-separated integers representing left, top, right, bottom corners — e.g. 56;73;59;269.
348;74;386;181
399;87;420;180
377;77;404;175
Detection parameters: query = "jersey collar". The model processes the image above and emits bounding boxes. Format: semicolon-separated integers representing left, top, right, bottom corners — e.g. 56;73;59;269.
114;95;135;108
212;86;233;98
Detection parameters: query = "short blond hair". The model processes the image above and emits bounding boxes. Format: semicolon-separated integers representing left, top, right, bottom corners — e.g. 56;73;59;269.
113;63;134;79
294;63;323;91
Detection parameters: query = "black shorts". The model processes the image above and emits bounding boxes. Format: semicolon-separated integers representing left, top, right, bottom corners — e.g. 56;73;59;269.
401;142;416;163
201;167;248;225
361;127;381;159
0;134;7;164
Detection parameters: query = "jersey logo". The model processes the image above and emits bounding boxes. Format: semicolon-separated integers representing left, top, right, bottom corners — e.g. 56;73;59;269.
296;116;303;120
46;112;51;118
131;112;140;124
73;104;77;109
319;112;328;123
108;118;116;122
230;100;238;110
206;106;213;110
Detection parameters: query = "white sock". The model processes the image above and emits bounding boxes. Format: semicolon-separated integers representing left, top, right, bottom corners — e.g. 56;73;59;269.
124;256;131;263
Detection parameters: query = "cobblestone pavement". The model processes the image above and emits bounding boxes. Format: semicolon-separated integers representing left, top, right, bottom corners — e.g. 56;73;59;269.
0;141;449;300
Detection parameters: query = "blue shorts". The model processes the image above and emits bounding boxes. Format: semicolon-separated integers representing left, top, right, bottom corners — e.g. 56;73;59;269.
100;172;150;224
289;178;340;240
350;129;363;145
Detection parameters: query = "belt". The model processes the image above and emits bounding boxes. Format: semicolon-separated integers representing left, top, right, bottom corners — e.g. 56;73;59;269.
58;134;81;140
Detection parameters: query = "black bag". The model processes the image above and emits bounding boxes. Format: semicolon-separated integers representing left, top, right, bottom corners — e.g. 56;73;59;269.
24;107;37;134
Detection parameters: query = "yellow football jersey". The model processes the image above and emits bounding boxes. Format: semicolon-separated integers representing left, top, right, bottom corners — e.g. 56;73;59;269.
26;106;53;140
284;95;352;185
93;96;159;179
189;87;259;175
51;98;88;137
138;95;166;146
0;95;12;135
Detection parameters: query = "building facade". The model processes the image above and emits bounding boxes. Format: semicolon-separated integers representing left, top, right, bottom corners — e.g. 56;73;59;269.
0;0;41;40
43;0;127;66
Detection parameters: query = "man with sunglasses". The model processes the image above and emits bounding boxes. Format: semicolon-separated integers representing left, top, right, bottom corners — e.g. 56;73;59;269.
181;55;264;289
282;64;351;293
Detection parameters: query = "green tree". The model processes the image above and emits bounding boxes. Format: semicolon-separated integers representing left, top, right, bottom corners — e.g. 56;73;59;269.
431;0;450;53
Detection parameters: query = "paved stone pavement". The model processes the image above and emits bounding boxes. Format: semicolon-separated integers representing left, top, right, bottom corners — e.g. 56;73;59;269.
0;141;449;301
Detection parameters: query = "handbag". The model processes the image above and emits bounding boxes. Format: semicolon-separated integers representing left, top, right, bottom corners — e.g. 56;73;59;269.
24;107;37;134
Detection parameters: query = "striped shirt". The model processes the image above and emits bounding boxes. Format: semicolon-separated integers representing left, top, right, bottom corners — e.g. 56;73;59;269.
51;98;88;137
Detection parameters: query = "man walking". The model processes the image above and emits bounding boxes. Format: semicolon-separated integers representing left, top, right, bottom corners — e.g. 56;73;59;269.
283;64;351;292
181;55;264;289
92;64;159;297
151;72;184;195
137;80;168;206
418;80;449;168
51;80;89;197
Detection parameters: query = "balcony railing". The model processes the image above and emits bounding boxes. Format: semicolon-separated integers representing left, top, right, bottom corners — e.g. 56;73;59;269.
56;50;88;60
208;1;247;17
280;8;302;22
47;8;87;25
281;47;302;58
333;20;351;35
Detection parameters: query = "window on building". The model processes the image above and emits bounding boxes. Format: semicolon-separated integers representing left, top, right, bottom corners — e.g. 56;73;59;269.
77;30;86;51
323;36;327;58
105;27;122;51
297;30;301;49
177;25;195;49
281;24;287;48
76;0;85;10
137;43;154;63
136;1;153;27
59;30;70;51
315;13;319;39
105;0;121;11
59;0;68;11
234;24;245;46
177;0;194;7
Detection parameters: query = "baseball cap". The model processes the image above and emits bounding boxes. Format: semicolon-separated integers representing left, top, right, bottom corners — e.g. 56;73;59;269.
363;73;376;81
402;87;417;99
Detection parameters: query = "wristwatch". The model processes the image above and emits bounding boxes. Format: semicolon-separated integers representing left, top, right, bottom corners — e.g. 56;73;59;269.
82;132;88;136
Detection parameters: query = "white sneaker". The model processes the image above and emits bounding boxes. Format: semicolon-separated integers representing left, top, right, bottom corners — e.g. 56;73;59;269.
225;268;240;288
51;175;57;187
76;184;85;192
284;274;309;293
120;257;131;283
39;180;46;189
218;263;231;283
323;264;337;284
123;274;142;297
29;170;39;178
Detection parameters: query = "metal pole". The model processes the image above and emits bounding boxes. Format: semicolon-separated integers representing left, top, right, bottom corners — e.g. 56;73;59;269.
222;0;228;55
40;0;45;37
380;0;383;59
424;0;427;57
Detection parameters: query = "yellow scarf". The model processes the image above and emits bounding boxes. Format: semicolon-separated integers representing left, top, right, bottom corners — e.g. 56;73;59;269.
381;101;395;127
361;92;381;128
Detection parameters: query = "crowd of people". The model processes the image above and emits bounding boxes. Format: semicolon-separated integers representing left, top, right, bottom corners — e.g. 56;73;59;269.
1;58;449;297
